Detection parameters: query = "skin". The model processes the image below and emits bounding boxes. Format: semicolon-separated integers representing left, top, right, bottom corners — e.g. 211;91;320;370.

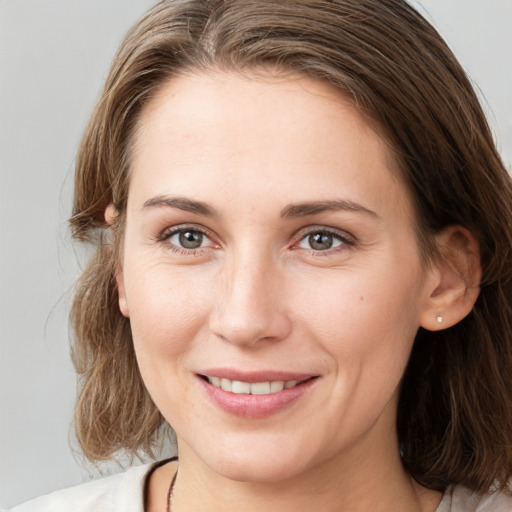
112;70;480;511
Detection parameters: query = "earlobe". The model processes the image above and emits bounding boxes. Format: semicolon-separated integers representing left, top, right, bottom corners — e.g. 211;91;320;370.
420;226;481;331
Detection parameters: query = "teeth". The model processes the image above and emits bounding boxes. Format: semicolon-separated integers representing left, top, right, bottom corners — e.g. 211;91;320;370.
206;376;301;395
270;381;284;393
231;380;251;394
251;382;271;395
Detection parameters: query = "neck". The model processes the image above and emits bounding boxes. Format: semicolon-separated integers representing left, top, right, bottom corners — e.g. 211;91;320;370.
169;432;441;512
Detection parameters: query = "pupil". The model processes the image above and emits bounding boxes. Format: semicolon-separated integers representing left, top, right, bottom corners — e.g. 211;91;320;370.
179;230;203;249
309;232;333;250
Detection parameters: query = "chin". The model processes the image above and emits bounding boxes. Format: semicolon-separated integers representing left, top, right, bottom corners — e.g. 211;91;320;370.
190;433;320;484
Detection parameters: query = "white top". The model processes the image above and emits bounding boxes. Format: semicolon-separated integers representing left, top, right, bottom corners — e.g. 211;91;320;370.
4;463;152;512
5;461;512;511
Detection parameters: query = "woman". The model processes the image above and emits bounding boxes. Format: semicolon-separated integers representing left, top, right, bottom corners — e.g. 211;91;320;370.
9;0;512;511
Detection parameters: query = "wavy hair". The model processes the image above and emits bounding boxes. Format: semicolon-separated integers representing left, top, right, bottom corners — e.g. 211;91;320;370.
70;0;512;492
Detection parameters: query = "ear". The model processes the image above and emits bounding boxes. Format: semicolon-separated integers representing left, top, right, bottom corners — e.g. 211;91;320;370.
104;203;118;226
420;226;481;331
104;204;130;318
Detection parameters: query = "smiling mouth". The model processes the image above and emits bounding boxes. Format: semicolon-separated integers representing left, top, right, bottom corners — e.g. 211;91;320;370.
201;375;312;395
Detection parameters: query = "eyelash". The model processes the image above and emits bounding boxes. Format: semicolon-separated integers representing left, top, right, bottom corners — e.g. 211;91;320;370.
293;227;356;255
156;224;216;255
155;225;356;256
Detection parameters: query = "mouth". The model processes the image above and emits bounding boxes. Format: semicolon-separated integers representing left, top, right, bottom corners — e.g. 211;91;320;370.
197;372;319;418
201;375;310;395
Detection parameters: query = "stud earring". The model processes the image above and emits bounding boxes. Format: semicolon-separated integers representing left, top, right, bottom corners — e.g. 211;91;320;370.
436;315;443;324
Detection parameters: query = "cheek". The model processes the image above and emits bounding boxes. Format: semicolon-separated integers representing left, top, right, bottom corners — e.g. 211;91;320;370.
306;275;421;436
123;262;214;362
295;255;423;388
122;264;216;422
297;261;421;342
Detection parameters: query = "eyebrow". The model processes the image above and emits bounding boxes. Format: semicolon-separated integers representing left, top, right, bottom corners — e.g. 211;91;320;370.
280;200;379;219
142;195;217;217
142;195;378;220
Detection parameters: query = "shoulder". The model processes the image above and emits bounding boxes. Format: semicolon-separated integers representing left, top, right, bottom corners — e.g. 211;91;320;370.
438;484;512;512
4;462;157;512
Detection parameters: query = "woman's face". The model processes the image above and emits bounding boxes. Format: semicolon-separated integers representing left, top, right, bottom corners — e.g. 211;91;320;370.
117;71;437;482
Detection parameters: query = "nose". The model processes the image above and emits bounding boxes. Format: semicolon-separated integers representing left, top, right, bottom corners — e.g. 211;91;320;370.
209;249;292;348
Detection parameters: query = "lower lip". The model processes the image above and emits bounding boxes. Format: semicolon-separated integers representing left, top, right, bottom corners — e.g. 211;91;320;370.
198;377;318;418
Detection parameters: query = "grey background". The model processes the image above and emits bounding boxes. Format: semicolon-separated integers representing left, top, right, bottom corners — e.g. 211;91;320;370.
1;0;511;508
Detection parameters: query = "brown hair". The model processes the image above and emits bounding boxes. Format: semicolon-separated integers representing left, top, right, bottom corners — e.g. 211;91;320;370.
70;0;512;492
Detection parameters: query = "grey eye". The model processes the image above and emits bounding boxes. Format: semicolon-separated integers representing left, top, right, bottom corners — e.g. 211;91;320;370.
169;230;206;249
298;231;344;251
180;230;203;248
309;232;333;250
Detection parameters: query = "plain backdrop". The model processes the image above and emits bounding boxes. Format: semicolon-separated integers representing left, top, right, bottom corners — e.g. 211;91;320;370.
0;0;511;508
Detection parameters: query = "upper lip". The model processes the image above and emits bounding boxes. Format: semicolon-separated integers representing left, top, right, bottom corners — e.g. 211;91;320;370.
198;369;318;383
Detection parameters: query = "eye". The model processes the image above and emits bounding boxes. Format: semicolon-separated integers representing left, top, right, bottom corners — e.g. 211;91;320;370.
297;229;349;251
156;225;217;254
166;228;214;250
169;229;207;249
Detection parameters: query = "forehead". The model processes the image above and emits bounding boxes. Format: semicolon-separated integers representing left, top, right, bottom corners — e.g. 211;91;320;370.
129;70;411;219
